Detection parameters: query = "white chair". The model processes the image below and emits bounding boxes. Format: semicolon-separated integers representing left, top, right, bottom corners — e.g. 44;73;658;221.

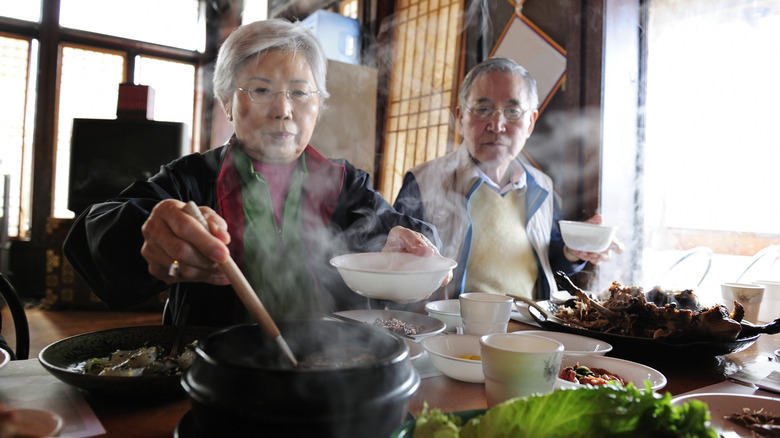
735;245;780;283
651;246;713;290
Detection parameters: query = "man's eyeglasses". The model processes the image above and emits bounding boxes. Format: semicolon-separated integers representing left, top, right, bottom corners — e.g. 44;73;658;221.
237;87;320;104
463;103;530;122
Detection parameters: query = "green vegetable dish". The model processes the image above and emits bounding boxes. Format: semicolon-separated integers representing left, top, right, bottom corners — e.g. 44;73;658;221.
398;382;717;438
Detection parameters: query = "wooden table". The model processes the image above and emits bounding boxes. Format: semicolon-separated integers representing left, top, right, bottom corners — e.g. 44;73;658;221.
406;320;780;415
3;320;778;437
85;394;190;438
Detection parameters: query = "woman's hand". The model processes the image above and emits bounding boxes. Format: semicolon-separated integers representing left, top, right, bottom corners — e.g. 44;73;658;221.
563;214;625;264
381;226;438;256
140;199;232;285
381;226;454;295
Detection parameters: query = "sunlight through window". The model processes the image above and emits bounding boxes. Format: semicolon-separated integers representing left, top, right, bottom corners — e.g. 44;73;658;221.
59;0;204;51
641;0;780;298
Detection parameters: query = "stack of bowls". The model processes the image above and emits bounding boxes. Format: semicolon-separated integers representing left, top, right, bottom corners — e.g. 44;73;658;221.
424;299;462;332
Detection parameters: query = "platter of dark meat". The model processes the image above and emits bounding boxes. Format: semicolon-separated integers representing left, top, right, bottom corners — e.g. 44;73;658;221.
515;275;780;359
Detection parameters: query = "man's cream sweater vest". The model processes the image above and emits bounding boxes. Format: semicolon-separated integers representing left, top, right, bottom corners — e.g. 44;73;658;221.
464;184;537;298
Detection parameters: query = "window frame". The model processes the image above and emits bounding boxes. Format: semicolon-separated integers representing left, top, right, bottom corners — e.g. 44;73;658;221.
0;7;204;245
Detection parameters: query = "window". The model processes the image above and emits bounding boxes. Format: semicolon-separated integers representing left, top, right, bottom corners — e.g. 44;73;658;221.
644;1;780;240
135;56;197;132
53;45;126;219
0;0;203;235
340;0;358;19
603;0;780;302
59;0;204;51
378;0;464;203
0;2;40;22
0;35;36;238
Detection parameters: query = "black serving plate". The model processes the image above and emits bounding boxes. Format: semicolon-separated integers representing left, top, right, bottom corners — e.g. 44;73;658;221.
517;299;761;359
39;325;217;396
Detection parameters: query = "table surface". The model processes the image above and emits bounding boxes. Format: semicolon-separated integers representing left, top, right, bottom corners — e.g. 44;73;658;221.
408;321;780;414
2;320;779;437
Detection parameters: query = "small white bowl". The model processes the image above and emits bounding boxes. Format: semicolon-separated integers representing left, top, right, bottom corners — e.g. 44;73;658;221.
424;299;462;332
330;252;457;302
519;330;612;356
559;220;618;253
421;334;484;383
557;354;666;391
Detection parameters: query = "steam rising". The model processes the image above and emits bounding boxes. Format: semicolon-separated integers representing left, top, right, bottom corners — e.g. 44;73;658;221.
242;2;780;308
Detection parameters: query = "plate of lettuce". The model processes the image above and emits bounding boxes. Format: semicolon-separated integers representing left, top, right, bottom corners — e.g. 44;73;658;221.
392;383;718;437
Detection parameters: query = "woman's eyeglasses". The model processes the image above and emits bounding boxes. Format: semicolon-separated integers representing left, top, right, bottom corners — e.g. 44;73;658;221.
237;87;320;104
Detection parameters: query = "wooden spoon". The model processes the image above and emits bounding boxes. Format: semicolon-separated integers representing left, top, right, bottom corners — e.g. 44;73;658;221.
182;201;298;367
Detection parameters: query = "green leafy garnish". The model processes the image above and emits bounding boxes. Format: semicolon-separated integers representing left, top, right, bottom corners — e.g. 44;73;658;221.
414;382;717;438
414;403;462;438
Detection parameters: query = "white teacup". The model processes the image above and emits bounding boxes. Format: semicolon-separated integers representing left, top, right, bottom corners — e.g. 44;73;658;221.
754;280;780;323
480;333;564;407
459;292;513;336
721;282;765;323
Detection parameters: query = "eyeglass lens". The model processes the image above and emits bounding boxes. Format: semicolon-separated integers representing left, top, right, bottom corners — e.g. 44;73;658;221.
239;88;317;104
467;105;526;121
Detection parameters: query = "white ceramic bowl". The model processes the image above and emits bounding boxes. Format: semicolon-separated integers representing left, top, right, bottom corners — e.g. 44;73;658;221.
556;354;666;391
424;299;462;332
559;220;618;253
330;252;457;302
420;334;484;383
520;330;612;356
404;339;424;362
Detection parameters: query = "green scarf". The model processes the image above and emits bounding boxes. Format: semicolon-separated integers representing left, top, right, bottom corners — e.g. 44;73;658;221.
232;147;318;321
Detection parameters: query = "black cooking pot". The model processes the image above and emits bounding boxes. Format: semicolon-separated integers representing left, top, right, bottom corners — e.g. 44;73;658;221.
181;320;419;437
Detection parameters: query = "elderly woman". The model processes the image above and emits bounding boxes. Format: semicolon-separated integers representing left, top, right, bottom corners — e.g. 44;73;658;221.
64;19;444;326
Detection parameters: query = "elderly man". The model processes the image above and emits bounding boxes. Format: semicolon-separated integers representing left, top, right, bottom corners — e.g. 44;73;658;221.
394;58;621;302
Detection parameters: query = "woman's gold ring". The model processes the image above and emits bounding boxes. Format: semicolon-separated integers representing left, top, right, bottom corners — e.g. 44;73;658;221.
168;260;181;278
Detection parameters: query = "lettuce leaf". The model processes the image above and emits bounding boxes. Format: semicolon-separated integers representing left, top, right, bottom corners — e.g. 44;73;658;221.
413;403;462;438
415;383;717;438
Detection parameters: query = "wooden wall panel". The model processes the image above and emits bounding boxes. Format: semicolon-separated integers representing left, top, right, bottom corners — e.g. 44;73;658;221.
378;0;464;203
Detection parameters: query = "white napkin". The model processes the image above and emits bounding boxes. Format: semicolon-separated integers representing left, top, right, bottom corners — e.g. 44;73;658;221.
728;369;780;395
753;370;780;394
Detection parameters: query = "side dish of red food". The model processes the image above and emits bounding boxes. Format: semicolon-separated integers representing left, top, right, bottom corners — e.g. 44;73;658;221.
559;363;628;386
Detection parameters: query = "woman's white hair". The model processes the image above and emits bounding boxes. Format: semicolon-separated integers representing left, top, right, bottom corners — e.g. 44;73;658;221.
213;19;330;111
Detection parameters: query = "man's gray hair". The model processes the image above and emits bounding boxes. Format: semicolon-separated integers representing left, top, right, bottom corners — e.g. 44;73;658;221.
458;57;539;110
